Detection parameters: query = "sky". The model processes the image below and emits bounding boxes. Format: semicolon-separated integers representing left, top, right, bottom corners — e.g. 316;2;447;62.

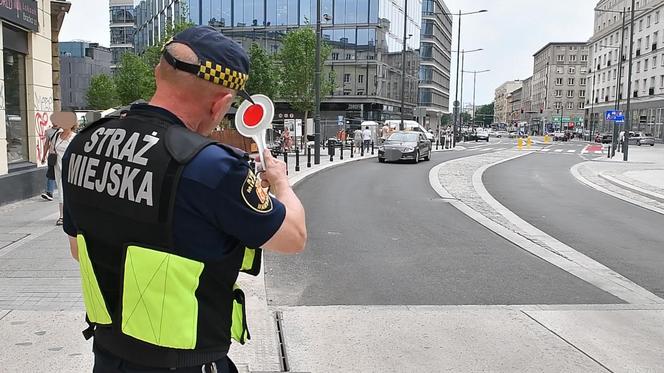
59;0;597;106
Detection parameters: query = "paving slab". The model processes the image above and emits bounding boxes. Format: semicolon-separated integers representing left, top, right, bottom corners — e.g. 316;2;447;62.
524;309;664;373
278;306;609;373
0;310;93;371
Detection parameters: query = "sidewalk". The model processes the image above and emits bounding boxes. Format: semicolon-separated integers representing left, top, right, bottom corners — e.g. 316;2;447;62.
0;147;384;372
571;146;664;214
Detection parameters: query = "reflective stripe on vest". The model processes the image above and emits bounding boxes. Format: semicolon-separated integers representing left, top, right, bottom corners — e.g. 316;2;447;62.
239;247;261;276
231;284;250;344
121;245;204;350
78;234;112;325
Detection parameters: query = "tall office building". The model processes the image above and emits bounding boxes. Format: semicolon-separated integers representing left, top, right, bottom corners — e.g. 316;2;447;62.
417;0;452;127
60;42;113;110
587;0;664;140
531;42;589;134
110;0;136;70
134;0;424;126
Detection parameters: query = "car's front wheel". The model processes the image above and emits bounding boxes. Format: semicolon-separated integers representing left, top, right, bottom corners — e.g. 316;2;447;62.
413;150;420;164
424;149;431;161
638;141;642;146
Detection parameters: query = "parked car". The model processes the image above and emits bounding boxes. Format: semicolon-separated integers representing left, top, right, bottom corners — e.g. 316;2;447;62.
553;132;567;141
378;131;432;163
475;128;490;142
495;130;509;138
597;134;613;144
508;131;518;138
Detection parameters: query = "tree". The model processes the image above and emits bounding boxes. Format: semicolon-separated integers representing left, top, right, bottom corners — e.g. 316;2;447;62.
114;53;155;105
86;74;119;109
142;21;196;70
278;28;335;127
475;102;495;126
246;43;279;98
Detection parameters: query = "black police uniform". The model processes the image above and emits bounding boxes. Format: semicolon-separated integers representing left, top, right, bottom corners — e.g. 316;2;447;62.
61;26;281;372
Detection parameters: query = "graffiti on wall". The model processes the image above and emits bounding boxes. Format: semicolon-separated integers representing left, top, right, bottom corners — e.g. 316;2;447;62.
34;93;54;165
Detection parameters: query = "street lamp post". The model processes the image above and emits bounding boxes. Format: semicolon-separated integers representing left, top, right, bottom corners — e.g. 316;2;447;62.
624;0;636;161
463;69;490;125
313;0;322;164
589;72;596;141
446;9;488;147
399;0;409;131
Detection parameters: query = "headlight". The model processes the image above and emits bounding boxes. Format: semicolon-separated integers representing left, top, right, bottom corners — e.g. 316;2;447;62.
403;147;414;152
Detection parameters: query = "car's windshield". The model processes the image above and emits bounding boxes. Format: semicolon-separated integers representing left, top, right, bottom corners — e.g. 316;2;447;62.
386;133;418;142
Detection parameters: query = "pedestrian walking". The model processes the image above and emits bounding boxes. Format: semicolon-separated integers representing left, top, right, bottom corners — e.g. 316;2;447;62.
40;123;60;201
380;123;389;144
50;111;77;226
362;126;372;152
60;26;306;373
283;126;293;151
354;128;363;152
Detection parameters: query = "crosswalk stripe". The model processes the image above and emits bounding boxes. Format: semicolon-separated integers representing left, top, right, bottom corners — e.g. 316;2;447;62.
541;149;551;152
594;151;603;154
554;149;563;152
567;150;576;153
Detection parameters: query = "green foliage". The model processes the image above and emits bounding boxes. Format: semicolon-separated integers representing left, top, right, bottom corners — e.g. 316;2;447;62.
277;28;335;117
246;43;279;98
114;53;155;105
475;102;495;125
85;74;119;109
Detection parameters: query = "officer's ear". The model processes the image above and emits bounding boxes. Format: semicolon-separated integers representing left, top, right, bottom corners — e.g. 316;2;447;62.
210;90;235;122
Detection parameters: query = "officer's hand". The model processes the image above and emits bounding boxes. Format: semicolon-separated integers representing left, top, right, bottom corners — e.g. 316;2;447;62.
258;149;289;191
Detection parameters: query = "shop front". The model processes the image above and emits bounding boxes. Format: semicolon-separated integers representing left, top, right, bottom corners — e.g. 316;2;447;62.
0;0;68;205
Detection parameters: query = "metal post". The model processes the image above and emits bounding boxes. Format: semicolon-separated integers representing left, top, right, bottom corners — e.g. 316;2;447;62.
472;71;477;125
283;150;288;175
361;141;364;156
624;1;635;161
313;0;322;164
399;0;408;131
589;73;596;141
340;139;344;160
295;147;300;171
452;10;461;147
307;145;311;168
350;139;354;158
614;8;627;157
460;50;465;128
371;141;374;155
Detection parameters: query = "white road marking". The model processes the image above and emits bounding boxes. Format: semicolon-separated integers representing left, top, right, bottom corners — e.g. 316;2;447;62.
540;149;551;152
555;149;563;152
567;150;576;153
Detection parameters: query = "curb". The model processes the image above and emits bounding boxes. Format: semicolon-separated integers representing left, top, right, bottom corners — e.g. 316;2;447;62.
570;163;664;216
598;171;664;201
428;152;664;305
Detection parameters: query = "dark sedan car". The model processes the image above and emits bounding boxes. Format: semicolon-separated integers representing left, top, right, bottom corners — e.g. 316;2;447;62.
378;131;432;163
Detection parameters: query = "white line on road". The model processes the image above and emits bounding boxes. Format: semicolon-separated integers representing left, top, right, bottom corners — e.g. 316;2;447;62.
555;149;564;153
541;149;551;152
567;150;576;153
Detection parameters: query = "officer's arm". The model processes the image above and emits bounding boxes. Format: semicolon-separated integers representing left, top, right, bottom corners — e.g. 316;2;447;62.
259;151;306;254
68;236;79;261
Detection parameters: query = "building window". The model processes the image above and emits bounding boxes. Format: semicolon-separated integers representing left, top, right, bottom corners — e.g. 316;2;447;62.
358;74;364;83
556;78;563;85
343;73;351;83
660;75;664;88
568;78;575;85
578;102;585;110
580;90;586;97
557;55;564;61
648;15;651;27
3;48;28;163
645;58;649;71
654;55;658;67
555;89;562;97
569;67;576;74
581;54;588;61
332;52;339;60
554;102;562;109
567;90;574;98
345;53;352;60
567;102;574;109
569;55;577;62
580;77;587;85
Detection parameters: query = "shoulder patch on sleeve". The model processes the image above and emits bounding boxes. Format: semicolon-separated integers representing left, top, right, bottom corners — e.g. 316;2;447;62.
241;169;273;213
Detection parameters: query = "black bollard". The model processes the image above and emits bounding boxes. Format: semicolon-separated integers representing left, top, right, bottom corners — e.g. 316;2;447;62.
307;146;311;168
361;142;364;156
283;150;288;175
340;140;344;160
295;147;300;172
608;145;611;158
371;141;374;155
350;141;354;158
436;139;439;150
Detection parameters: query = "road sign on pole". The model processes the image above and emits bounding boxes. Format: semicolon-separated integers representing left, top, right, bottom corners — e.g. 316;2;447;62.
605;110;624;121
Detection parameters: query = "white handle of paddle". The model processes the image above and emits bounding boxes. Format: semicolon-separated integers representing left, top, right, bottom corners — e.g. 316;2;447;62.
253;131;267;171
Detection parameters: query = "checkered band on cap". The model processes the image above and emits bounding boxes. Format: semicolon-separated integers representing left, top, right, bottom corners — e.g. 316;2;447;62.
197;60;249;90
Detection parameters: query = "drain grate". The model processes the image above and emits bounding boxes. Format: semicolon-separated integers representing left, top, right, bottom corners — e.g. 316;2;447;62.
274;311;289;372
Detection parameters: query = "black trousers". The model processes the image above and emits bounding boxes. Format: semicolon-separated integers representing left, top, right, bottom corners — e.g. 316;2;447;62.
92;346;238;373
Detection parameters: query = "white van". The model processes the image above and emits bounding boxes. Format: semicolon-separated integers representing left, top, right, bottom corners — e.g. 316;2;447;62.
383;120;434;141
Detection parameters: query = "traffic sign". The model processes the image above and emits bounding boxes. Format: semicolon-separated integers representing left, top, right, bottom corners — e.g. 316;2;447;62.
235;94;275;168
605;110;624;121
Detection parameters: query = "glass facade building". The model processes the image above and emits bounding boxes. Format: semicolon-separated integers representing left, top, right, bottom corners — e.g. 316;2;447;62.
110;0;136;69
418;0;452;127
134;0;434;124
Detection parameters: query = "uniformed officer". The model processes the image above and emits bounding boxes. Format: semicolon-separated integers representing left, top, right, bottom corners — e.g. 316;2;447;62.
61;26;307;372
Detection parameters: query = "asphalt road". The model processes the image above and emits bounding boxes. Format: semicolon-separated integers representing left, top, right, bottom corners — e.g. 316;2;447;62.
265;146;621;306
484;147;664;298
